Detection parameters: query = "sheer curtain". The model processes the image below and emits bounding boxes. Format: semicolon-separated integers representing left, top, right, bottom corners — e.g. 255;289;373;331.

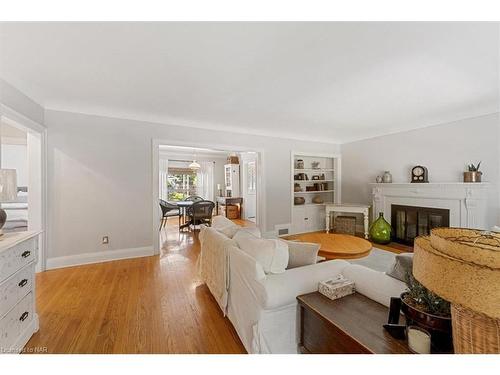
159;158;169;201
196;161;215;201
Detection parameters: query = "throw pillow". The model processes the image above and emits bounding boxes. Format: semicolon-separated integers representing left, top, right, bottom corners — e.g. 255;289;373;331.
386;252;414;282
286;241;320;269
238;226;262;238
215;224;240;239
233;230;289;274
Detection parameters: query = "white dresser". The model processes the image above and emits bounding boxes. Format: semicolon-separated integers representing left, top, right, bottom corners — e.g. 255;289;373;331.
0;231;40;354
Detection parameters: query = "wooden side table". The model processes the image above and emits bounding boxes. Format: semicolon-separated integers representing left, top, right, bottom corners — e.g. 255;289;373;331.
297;292;411;354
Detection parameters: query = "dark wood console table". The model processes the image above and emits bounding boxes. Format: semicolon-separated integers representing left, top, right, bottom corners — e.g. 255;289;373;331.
216;196;243;218
297;292;412;354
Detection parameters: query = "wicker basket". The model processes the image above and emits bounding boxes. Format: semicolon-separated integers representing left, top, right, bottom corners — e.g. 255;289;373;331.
333;215;356;235
451;304;500;354
413;228;500;353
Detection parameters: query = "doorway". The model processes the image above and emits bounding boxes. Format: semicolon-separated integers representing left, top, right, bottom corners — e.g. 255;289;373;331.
152;141;265;254
0;106;46;272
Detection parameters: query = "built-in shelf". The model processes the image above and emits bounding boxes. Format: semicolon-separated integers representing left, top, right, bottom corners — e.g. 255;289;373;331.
292;152;339;234
295;202;334;207
294;168;334;172
294;179;334;183
294;190;334;194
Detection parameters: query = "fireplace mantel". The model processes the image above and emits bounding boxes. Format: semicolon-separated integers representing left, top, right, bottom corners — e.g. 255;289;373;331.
369;182;492;230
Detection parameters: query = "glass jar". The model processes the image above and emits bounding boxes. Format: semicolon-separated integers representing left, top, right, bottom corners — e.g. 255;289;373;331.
369;212;392;244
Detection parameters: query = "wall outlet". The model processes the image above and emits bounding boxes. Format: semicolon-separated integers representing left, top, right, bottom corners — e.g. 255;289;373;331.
102;236;109;245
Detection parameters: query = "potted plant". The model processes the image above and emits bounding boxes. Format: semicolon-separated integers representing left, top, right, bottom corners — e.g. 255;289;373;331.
464;162;482;182
401;273;453;352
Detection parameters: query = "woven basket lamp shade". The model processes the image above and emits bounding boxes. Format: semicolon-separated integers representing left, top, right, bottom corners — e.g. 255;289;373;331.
413;228;500;353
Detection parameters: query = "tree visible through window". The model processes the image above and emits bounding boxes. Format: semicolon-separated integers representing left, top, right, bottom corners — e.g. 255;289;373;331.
167;167;198;201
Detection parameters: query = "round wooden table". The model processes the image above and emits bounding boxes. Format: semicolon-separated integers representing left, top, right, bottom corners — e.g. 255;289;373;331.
290;232;372;260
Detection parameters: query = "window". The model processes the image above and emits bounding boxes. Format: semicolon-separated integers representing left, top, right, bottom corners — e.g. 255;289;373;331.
167;167;197;201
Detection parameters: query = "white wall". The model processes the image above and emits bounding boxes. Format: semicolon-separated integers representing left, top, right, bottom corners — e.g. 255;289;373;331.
45;109;339;260
0;79;44;125
341;113;500;227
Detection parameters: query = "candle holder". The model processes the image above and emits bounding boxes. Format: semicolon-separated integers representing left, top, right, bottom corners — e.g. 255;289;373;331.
407;325;431;354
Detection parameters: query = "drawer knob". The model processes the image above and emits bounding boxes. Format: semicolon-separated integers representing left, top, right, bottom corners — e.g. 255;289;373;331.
21;250;31;258
19;311;29;322
19;279;28;287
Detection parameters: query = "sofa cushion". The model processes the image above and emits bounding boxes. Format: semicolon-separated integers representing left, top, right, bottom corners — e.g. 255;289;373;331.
285;241;320;269
239;226;262;238
216;224;240;239
342;264;408;307
233;230;289;274
212;215;236;229
386;252;414;282
212;215;262;238
260;259;350;309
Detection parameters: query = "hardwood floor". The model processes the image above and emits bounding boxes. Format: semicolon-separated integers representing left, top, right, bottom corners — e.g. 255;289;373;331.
25;219;247;354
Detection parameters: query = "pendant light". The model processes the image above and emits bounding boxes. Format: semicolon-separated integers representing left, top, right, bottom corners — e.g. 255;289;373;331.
189;149;201;170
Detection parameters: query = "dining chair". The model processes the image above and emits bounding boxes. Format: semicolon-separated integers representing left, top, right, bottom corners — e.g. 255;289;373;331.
184;195;204;202
185;200;215;232
159;199;181;230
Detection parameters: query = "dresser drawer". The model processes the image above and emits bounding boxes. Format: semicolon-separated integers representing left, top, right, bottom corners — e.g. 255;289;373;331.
0;292;34;352
16;292;34;339
0;263;35;318
0;237;37;283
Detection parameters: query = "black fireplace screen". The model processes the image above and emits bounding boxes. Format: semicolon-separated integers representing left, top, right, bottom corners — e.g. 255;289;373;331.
391;205;450;246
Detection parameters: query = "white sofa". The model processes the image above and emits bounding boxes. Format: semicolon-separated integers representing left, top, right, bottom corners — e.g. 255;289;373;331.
199;216;407;354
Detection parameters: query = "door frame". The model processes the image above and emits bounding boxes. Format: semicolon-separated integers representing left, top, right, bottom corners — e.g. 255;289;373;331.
0;103;48;272
240;152;257;221
152;138;266;255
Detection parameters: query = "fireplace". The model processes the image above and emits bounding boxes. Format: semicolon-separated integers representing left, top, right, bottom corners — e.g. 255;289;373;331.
391;204;450;246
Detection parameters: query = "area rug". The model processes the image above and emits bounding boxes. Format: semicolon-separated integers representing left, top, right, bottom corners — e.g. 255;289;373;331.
348;247;398;273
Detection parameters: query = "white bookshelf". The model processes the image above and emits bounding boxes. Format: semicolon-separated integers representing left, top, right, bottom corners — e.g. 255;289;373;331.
290;152;340;234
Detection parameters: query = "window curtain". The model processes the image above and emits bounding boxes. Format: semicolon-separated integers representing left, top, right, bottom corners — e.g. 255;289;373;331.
159;158;169;201
196;161;215;201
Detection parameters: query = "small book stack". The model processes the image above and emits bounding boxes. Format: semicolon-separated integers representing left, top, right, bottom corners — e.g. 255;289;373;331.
318;275;355;301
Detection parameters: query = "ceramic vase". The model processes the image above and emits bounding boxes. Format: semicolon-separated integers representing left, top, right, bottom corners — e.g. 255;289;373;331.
382;171;392;183
369;212;392;244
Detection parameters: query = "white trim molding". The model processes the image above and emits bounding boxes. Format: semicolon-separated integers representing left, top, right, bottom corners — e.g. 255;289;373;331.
370;182;493;230
46;246;154;270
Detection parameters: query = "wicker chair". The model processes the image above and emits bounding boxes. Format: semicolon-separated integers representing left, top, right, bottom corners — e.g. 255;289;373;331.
159;199;180;230
185;200;215;231
184;195;204;202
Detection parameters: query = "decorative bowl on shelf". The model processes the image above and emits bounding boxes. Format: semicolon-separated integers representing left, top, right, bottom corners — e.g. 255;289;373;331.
294;197;305;205
311;161;320;169
312;196;324;204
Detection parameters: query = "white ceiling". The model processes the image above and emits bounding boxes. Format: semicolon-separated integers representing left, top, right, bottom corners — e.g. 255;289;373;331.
0;22;498;143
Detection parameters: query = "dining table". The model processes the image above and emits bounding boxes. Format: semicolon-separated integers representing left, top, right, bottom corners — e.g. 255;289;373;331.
170;200;194;231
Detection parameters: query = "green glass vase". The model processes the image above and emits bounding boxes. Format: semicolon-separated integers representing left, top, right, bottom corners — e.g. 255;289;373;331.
369;212;392;244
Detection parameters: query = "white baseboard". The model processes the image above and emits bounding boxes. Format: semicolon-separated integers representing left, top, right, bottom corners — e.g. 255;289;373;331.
46;246;154;270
